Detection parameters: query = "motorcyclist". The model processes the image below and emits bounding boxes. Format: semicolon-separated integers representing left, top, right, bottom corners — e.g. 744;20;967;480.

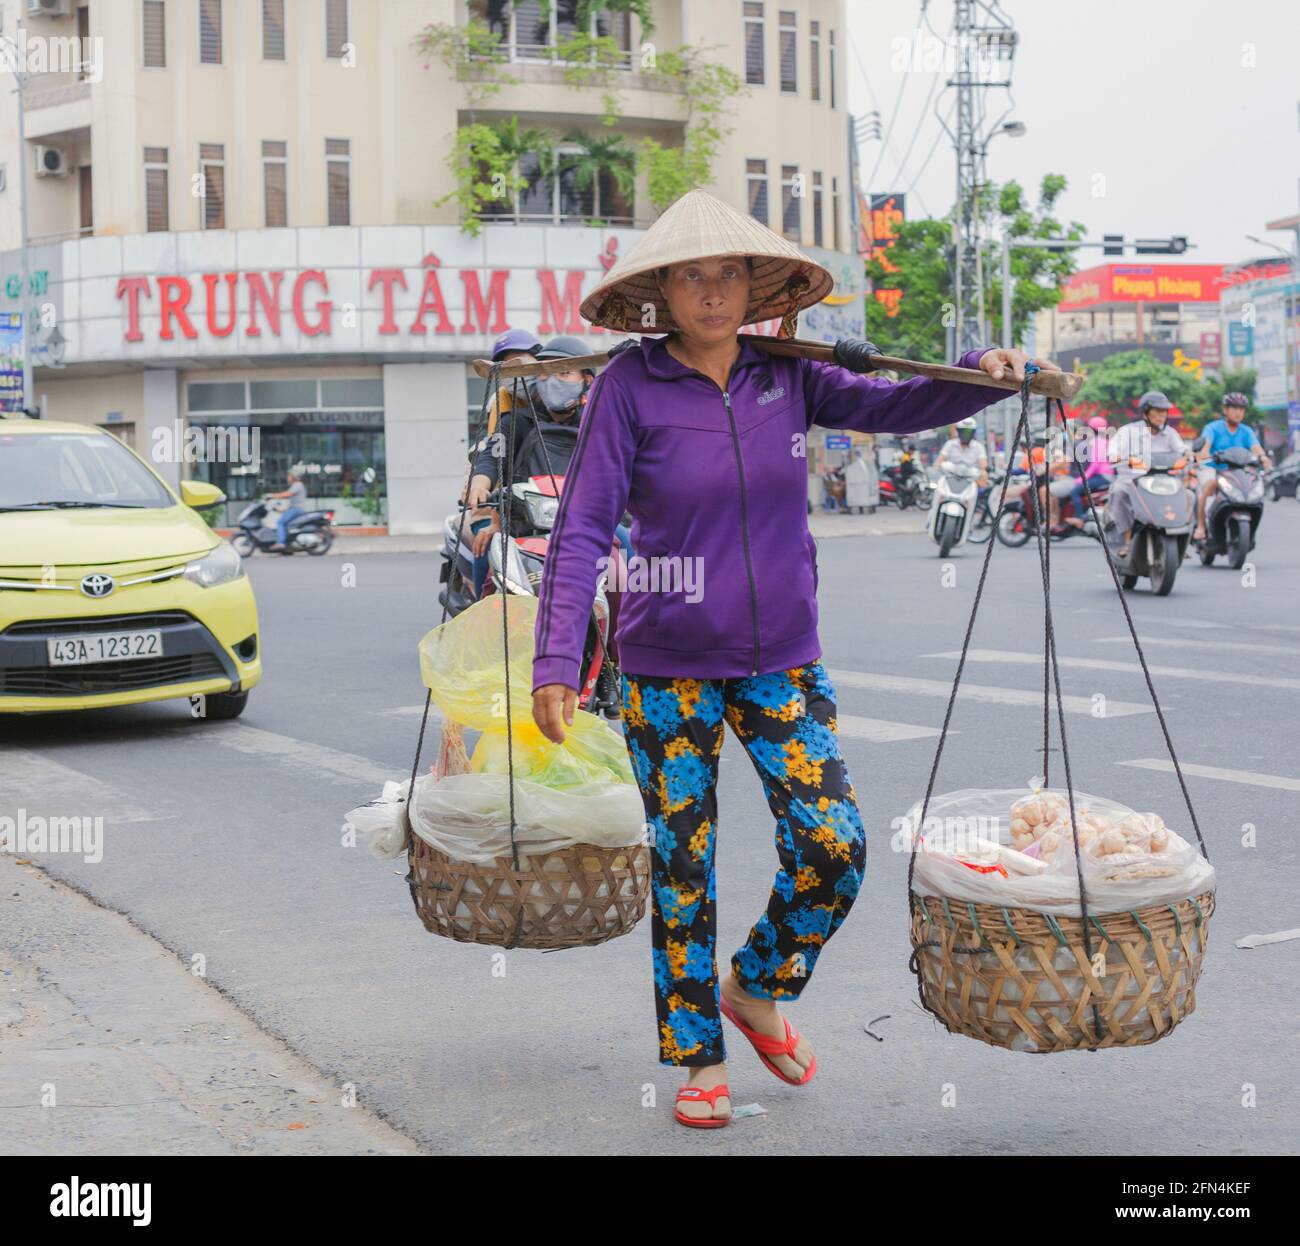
1193;391;1272;541
1061;415;1115;529
937;417;989;485
455;336;597;593
1105;391;1188;557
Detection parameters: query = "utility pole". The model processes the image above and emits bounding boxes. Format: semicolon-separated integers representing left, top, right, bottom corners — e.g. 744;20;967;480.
947;1;1019;357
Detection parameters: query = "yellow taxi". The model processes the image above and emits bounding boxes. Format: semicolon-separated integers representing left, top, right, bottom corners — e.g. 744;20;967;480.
0;418;261;717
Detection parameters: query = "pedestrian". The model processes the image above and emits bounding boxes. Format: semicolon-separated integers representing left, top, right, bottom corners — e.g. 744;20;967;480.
528;188;1058;1127
264;468;308;552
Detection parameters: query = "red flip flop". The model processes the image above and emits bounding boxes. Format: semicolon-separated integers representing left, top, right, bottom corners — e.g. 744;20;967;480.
720;996;817;1086
674;1082;732;1128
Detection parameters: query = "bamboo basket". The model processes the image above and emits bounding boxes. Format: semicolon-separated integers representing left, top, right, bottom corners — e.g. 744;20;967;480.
908;890;1215;1052
402;721;650;950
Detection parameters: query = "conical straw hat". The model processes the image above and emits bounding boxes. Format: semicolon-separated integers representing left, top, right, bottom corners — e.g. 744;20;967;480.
580;188;834;333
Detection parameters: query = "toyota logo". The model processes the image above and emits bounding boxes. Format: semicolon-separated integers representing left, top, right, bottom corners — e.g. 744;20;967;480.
80;573;115;599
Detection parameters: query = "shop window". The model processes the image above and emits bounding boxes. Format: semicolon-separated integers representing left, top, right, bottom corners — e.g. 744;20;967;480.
187;380;247;411
322;378;383;407
746;158;768;227
325;0;348;59
326;138;350;226
744;2;765;85
779;10;796;93
812;171;823;248
809;20;820;101
250;379;317;409
263;140;287;227
144;147;169;233
200;143;225;230
781;164;800;241
467;0;631;66
199;0;222;65
143;0;166;68
262;0;285;60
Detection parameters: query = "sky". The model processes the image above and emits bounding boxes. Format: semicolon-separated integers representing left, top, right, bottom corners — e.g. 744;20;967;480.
844;0;1300;269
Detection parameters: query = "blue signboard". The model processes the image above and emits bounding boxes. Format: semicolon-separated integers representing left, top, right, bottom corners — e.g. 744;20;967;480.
1227;322;1253;356
825;434;853;450
0;312;22;412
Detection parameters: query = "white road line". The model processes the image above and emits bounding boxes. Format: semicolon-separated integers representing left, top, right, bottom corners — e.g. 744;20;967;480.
195;723;399;786
1118;758;1300;793
926;648;1300;691
824;667;1153;717
1093;635;1297;657
837;714;945;743
0;749;166;823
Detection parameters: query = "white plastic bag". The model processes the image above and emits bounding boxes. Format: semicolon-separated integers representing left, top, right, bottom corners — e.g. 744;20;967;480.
899;786;1215;916
345;770;647;866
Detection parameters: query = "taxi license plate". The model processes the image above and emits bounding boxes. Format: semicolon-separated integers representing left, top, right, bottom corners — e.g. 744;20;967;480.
47;630;163;666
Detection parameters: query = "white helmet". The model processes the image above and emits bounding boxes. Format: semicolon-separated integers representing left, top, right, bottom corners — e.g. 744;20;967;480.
955;418;978;431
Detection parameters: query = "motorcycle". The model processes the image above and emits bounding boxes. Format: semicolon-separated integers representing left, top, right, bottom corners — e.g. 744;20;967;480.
965;471;1006;545
230;499;335;556
995;471;1108;548
437;459;625;719
1096;451;1193;595
1193;445;1265;570
879;459;928;510
927;459;981;557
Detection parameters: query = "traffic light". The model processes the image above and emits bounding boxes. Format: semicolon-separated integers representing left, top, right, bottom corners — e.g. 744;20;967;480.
1134;236;1189;255
1103;234;1124;255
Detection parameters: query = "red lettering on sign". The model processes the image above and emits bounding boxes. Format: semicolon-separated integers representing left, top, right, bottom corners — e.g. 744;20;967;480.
537;270;586;335
246;271;283;337
203;273;239;338
369;268;408;335
409;265;454;335
157;276;198;340
460;270;510;334
293;270;332;336
116;276;151;342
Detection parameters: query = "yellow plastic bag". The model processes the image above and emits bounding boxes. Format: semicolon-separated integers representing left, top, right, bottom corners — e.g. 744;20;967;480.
418;594;634;790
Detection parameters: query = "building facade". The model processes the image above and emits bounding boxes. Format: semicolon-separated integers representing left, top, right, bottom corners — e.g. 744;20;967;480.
0;0;861;532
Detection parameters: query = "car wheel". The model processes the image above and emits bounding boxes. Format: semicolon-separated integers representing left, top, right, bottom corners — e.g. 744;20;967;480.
203;690;248;720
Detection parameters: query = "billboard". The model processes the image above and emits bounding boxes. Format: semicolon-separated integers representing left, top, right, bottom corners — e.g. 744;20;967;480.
867;193;905;318
0;312;23;412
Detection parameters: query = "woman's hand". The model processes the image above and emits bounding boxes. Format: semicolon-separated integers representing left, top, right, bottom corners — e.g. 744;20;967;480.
978;348;1061;383
533;683;577;744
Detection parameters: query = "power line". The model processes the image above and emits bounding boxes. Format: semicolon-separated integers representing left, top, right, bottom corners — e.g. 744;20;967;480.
862;3;925;192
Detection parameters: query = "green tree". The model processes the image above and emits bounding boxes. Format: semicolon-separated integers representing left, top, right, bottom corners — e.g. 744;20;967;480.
864;173;1084;361
1180;367;1257;432
1075;350;1200;422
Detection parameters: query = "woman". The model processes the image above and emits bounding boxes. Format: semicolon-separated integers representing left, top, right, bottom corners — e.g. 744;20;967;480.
529;189;1057;1127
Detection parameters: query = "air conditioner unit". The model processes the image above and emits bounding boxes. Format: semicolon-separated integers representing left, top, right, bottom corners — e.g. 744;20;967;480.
27;0;72;18
34;146;70;178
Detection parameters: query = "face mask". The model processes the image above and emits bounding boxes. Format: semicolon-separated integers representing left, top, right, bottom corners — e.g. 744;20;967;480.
536;376;584;414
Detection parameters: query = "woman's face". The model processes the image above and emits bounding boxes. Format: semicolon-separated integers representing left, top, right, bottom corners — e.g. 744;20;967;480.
657;256;751;345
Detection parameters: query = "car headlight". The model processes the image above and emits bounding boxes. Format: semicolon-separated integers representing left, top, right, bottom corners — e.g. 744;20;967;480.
1217;473;1243;502
183;541;243;588
523;491;558;529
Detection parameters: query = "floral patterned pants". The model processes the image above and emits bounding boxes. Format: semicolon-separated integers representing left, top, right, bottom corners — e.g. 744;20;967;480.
620;662;866;1067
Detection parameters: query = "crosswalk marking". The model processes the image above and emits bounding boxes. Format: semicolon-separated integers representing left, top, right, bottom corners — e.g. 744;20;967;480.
824;667;1152;717
1094;635;1296;657
192;723;398;786
926;648;1300;691
0;749;165;824
1118;758;1300;793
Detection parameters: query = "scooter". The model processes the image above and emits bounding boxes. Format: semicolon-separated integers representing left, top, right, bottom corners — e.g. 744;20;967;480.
437;473;625;719
1096;452;1193;595
928;459;980;557
995;473;1108;548
230;499;335;556
879;459;928;510
1192;445;1265;570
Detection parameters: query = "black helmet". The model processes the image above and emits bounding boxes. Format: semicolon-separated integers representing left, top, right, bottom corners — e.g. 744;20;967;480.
1222;391;1249;410
535;335;591;361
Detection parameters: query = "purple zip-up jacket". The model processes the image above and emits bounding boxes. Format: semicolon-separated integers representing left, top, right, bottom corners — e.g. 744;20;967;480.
532;333;1006;693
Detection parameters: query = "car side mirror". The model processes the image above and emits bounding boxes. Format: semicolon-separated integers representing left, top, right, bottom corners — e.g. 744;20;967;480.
180;480;226;509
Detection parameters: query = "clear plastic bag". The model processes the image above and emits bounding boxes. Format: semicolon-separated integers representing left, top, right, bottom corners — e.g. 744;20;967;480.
899;786;1215;915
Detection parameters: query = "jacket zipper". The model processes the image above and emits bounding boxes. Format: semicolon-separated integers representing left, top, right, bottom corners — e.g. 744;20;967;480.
722;390;761;676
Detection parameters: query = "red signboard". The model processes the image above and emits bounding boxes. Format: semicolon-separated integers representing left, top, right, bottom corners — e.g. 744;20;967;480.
1058;260;1291;311
868;193;905;319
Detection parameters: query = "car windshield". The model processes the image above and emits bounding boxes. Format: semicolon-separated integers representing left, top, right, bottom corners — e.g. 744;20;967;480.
0;431;174;510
